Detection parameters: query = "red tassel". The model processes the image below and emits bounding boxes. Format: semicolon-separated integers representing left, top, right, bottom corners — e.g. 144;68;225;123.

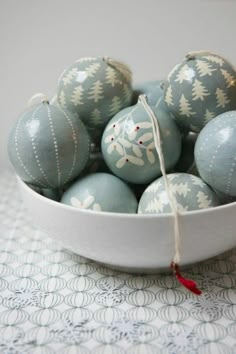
171;262;202;295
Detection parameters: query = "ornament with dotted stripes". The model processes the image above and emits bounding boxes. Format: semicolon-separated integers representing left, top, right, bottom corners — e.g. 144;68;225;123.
195;110;236;196
8;102;90;188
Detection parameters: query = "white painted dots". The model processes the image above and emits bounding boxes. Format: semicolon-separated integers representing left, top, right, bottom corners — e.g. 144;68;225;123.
30;106;53;188
14;112;43;187
47;105;61;186
58;106;78;184
226;152;236;194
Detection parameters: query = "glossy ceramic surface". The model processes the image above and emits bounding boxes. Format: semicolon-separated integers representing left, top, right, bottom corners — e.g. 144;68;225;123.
8;103;90;188
132;80;165;106
164;52;236;133
101;99;182;184
138;173;219;214
195;110;236;196
57;57;133;128
174;132;198;175
17;177;236;272
61;172;138;213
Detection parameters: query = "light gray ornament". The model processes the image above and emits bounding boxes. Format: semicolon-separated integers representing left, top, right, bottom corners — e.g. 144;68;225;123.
61;172;138;213
132;80;165;106
164;51;236;133
138;173;219;214
101;97;181;184
174;132;199;175
57;57;133;128
195;110;236;196
8;102;90;188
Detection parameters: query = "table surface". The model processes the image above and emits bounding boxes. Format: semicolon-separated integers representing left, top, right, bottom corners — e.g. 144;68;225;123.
0;169;236;354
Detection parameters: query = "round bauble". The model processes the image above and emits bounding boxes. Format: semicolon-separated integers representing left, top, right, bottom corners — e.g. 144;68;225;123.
83;151;110;176
57;56;133;128
133;80;165;106
174;132;198;175
101;97;182;184
195;110;236;196
164;51;236;133
138;173;219;214
61;172;138;213
41;188;62;202
8;102;90;188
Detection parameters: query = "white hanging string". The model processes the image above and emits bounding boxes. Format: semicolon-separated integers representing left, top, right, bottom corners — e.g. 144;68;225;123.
27;93;49;108
138;95;181;264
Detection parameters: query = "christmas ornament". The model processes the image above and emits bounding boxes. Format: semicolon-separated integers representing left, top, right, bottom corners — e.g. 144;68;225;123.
164;51;236;133
214;189;236;205
133;80;165;106
57;56;133;128
41;188;62;202
101;95;181;184
174;132;198;175
138;173;219;214
83;151;110;175
195;110;236;196
61;172;138;213
8;101;90;188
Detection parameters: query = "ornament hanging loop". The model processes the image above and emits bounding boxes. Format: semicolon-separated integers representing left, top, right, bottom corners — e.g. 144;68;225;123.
27;93;49;108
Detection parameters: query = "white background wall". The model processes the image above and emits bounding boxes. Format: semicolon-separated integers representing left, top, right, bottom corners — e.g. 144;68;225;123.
1;0;236;168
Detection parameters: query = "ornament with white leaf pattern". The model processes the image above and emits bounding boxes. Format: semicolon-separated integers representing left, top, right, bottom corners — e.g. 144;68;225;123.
61;172;137;213
164;51;236;133
138;173;219;214
102;99;181;184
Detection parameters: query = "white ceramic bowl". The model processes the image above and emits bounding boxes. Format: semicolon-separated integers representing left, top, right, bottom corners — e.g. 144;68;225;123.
17;177;236;273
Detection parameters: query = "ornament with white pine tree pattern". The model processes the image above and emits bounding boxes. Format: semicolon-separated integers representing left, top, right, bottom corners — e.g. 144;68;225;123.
138;173;219;214
195;110;236;196
101;97;181;184
164;51;236;133
8;101;90;188
57;57;133;128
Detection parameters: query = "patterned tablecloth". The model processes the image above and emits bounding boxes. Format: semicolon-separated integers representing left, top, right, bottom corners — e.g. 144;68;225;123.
0;169;236;354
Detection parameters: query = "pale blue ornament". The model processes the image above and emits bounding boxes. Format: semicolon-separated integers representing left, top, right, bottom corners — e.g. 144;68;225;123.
133;80;165;106
138;173;219;214
8;102;90;188
164;51;236;133
101;98;182;184
61;172;138;213
195;110;236;196
57;57;133;128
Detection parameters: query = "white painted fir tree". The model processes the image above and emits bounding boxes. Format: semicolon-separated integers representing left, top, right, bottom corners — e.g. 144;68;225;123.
88;80;104;103
204;109;215;124
179;94;195;117
216;88;230;108
197;191;211;208
105;66;118;87
90;108;103;125
220;69;236;88
62;68;78;86
195;60;216;77
109;96;122;116
192;79;210;101
71;85;84;106
203;55;224;66
175;64;189;83
165;85;174;106
58;90;66;108
86;62;101;78
123;83;131;103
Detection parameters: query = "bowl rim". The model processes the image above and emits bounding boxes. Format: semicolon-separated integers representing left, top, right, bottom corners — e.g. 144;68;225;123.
17;175;236;219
